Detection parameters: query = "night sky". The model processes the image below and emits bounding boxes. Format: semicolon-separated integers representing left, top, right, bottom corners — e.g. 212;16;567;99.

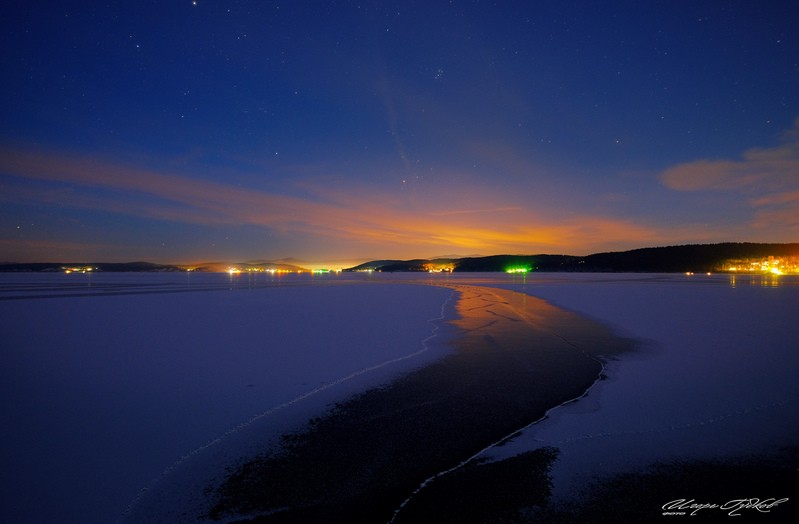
2;1;797;265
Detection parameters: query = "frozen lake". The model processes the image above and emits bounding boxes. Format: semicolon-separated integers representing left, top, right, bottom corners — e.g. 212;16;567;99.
1;271;797;522
0;272;455;523
480;272;799;501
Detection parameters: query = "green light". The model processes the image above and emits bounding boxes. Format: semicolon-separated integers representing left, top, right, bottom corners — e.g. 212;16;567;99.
505;266;530;274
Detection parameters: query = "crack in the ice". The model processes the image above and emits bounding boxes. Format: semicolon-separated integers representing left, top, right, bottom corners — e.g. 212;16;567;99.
388;329;607;523
533;395;798;447
120;286;457;522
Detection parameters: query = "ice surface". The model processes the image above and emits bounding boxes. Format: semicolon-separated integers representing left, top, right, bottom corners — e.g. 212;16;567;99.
480;272;799;499
0;272;455;524
2;271;797;522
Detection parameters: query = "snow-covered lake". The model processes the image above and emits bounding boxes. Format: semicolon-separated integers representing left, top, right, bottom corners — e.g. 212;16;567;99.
1;271;797;522
484;272;799;500
0;272;455;523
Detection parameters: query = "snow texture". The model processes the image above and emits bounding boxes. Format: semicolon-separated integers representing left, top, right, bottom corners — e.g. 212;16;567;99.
0;272;454;524
483;272;799;500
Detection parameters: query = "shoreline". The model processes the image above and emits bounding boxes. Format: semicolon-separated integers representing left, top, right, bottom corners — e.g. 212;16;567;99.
207;283;635;522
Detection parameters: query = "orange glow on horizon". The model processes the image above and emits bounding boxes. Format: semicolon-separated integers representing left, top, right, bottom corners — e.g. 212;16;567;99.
1;146;776;262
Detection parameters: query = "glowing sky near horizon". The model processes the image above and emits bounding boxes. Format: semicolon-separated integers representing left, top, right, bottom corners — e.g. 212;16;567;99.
1;1;798;263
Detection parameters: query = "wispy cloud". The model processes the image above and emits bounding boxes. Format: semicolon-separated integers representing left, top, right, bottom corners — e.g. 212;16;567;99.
661;143;799;192
660;120;799;234
1;146;683;258
429;206;522;217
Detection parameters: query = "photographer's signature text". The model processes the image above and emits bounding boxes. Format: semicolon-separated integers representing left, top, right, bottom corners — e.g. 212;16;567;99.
662;498;789;517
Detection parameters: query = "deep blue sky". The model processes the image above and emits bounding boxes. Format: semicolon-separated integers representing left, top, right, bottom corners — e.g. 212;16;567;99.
2;1;798;264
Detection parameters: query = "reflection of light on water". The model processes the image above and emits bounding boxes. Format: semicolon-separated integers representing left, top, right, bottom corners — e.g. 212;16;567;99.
509;271;527;287
729;273;790;288
750;274;783;288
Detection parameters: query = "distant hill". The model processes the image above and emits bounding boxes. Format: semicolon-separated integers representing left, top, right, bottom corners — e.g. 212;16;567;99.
346;243;799;273
0;260;309;273
190;261;308;272
0;261;183;272
571;243;799;273
3;243;796;273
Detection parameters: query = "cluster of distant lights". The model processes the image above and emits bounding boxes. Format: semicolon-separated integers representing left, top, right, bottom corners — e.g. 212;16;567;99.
59;257;795;277
686;265;793;277
140;265;533;274
686;268;787;276
423;263;455;273
722;267;786;275
723;265;792;276
226;267;342;275
62;266;94;274
718;256;797;276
